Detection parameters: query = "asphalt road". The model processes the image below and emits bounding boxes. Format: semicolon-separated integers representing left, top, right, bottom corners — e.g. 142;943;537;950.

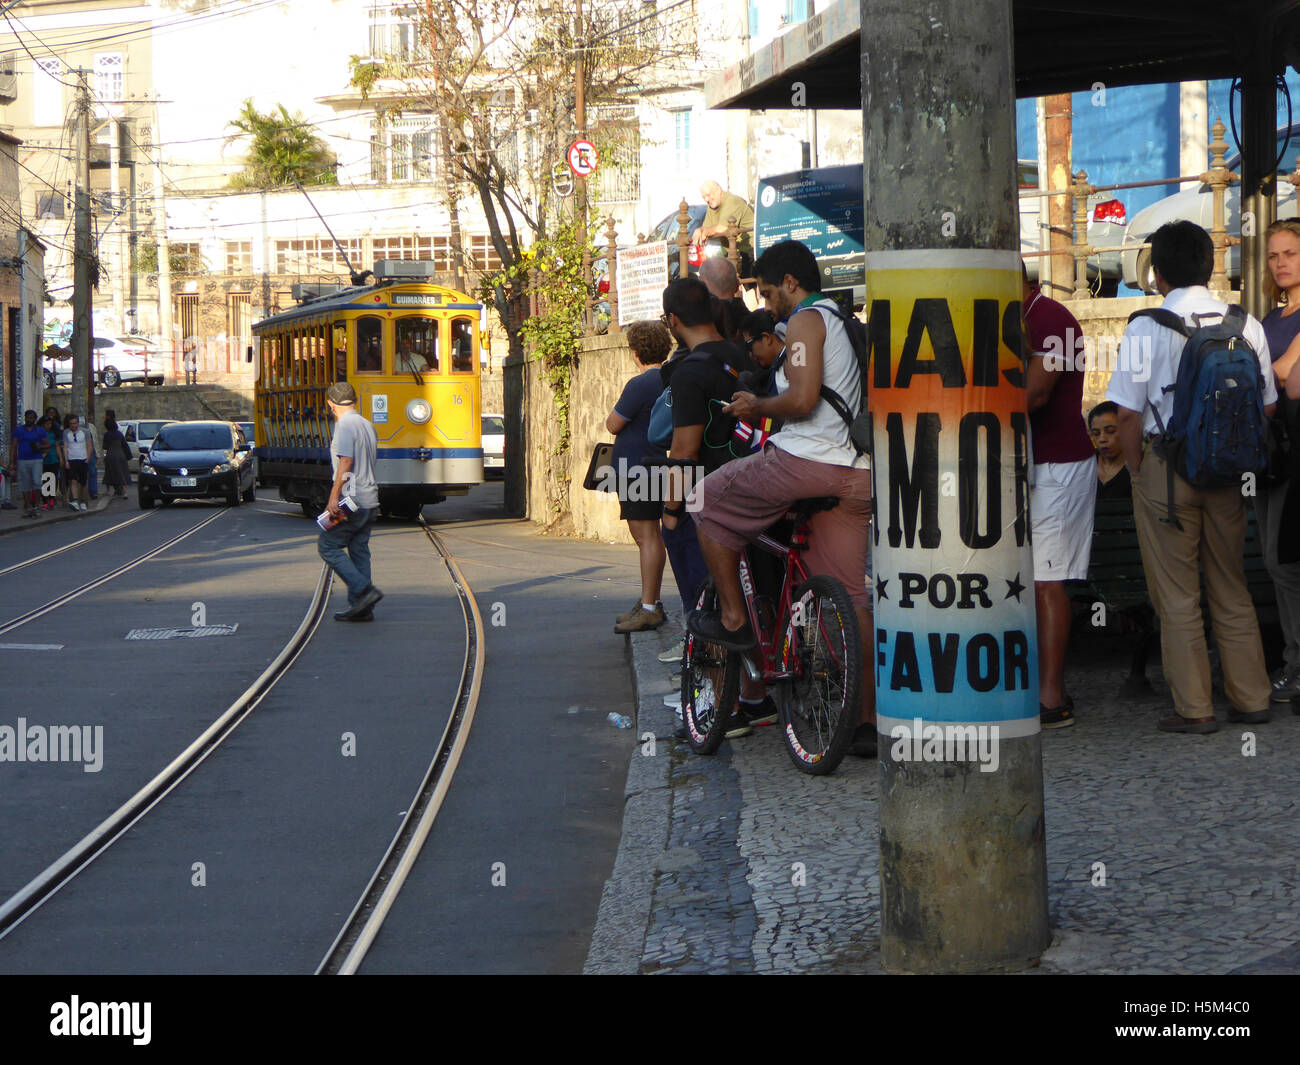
0;484;639;973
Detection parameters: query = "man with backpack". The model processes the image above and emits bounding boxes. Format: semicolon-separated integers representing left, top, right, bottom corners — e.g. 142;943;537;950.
1108;221;1276;734
685;239;875;752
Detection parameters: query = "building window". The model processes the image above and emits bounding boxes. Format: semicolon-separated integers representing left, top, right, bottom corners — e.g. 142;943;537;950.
673;110;691;174
225;241;252;274
463;235;501;275
368;2;417;62
274;238;363;274
93;52;123;104
228;293;254;340
170;243;205;274
369;114;436;183
33;57;63;127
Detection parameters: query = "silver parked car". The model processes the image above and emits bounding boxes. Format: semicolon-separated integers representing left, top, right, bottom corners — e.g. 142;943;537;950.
1119;123;1300;293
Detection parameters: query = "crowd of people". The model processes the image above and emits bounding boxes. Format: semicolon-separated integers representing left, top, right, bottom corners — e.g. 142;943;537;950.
603;219;1300;746
5;408;132;517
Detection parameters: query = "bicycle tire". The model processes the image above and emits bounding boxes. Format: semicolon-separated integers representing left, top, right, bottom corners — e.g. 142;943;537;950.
681;580;740;755
778;574;862;775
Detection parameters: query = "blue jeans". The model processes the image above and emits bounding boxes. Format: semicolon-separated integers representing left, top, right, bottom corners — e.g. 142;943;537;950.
661;511;710;614
317;506;378;605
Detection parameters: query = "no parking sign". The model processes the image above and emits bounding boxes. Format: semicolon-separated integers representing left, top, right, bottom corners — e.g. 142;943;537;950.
566;139;598;177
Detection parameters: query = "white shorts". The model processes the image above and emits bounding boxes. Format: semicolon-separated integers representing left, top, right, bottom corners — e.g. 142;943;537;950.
1030;458;1097;582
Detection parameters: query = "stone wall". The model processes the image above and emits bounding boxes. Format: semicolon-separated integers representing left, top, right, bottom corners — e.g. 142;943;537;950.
510;332;642;542
42;384;253;424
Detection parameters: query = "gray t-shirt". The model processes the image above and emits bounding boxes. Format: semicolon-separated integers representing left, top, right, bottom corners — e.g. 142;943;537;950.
330;410;380;509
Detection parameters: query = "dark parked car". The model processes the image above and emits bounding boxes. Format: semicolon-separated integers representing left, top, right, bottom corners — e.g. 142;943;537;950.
138;421;256;509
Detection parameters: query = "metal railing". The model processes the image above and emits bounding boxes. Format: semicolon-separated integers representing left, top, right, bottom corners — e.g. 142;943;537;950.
1021;117;1248;298
579;199;751;335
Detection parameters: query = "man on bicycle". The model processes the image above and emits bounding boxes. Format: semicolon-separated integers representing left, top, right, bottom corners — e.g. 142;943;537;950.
687;239;875;752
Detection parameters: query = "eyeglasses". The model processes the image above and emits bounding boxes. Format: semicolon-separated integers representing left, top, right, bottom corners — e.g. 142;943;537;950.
659;312;672;327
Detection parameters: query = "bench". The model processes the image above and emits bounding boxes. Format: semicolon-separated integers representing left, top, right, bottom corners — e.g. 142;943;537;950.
1068;495;1281;696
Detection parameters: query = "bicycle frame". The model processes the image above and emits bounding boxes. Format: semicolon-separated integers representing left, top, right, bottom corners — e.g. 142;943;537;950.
737;515;816;684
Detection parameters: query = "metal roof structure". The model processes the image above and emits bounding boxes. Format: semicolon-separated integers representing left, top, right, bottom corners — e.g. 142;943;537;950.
704;0;1300;110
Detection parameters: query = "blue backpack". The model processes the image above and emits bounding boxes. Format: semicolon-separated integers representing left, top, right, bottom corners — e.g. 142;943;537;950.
1129;304;1268;526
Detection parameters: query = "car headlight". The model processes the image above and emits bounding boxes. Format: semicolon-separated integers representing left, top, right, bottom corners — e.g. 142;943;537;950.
211;462;232;475
139;459;153;472
406;399;432;424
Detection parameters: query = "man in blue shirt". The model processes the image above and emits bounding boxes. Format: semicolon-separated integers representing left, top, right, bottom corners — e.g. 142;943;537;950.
9;410;49;518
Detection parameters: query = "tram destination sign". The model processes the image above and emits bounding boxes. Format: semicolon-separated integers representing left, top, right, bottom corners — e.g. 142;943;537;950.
392;293;443;306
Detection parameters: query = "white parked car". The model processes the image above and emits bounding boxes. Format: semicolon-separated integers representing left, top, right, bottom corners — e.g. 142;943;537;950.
43;336;165;389
123;419;171;472
1019;159;1127;295
481;413;504;480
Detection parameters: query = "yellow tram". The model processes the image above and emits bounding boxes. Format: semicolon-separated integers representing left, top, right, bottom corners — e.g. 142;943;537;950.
251;260;485;519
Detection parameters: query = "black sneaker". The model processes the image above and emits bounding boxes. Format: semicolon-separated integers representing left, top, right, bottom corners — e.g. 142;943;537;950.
723;712;753;739
1040;697;1076;729
737;695;778;726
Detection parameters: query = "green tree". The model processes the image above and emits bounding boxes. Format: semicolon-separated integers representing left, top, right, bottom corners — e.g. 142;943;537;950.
226;100;338;188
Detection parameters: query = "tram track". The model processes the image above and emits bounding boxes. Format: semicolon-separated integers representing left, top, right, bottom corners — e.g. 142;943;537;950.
0;562;334;941
0;511;156;579
318;520;485;975
0;515;486;973
0;509;229;638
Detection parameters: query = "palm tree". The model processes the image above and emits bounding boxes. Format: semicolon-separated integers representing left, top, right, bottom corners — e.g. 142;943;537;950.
226;100;338;188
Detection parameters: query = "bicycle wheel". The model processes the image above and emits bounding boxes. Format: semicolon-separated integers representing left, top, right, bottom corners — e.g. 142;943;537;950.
778;575;862;775
681;580;741;755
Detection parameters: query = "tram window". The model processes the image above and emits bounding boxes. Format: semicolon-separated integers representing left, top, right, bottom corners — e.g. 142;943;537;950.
357;316;383;374
333;323;347;382
451;318;474;373
396;317;438;373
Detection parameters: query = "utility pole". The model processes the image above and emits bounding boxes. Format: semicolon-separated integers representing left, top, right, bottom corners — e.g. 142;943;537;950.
72;69;94;427
1044;93;1072;301
864;0;1049;972
152;93;172;364
109;115;125;330
574;0;586;249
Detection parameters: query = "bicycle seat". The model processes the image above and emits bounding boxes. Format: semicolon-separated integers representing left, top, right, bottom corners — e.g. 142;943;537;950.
790;496;840;521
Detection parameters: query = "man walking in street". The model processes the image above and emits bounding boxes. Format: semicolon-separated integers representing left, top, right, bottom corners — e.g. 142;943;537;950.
1108;221;1275;733
319;381;384;622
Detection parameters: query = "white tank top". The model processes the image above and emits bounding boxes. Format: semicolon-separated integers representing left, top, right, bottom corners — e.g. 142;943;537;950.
771;299;868;470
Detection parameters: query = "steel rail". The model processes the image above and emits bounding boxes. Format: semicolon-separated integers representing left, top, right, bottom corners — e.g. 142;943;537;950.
317;520;485;976
0;563;333;940
0;511;156;578
0;508;228;637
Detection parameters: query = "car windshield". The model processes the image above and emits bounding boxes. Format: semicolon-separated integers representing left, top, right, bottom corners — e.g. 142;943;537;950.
138;421;168;438
153;426;231;451
482;416;504;434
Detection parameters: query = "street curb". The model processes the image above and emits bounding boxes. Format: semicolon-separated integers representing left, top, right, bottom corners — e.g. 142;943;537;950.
0;493;116;538
583;621;683;975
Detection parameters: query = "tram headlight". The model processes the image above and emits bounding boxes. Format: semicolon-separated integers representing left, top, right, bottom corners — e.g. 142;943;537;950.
406;399;432;424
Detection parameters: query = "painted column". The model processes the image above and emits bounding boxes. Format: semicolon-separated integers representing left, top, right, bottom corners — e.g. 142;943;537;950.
863;0;1050;972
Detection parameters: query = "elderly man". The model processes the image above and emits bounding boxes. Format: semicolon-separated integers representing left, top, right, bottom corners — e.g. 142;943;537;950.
699;258;750;344
692;181;754;258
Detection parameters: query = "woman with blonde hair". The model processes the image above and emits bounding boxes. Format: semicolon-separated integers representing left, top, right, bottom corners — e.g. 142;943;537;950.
1258;217;1300;703
606;319;673;633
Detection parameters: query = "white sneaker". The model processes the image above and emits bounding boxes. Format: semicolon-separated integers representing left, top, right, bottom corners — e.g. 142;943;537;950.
658;638;685;663
79;502;87;511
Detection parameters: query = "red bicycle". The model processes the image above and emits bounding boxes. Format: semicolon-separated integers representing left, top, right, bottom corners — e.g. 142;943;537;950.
681;497;863;775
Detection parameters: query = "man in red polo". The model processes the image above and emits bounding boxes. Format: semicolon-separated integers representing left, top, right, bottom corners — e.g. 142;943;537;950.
1023;264;1097;728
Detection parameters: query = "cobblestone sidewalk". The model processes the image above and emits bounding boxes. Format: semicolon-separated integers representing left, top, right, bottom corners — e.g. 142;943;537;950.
585;614;1300;974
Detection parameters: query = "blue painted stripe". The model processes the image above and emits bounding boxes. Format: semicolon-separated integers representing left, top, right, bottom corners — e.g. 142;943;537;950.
379;447;483;459
259;447;482;461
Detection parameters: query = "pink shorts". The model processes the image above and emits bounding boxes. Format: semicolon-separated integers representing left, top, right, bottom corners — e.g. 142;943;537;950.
690;444;872;608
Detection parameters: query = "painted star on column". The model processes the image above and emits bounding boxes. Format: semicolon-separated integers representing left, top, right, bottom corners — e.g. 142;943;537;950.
875;575;889;600
1004;573;1026;601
